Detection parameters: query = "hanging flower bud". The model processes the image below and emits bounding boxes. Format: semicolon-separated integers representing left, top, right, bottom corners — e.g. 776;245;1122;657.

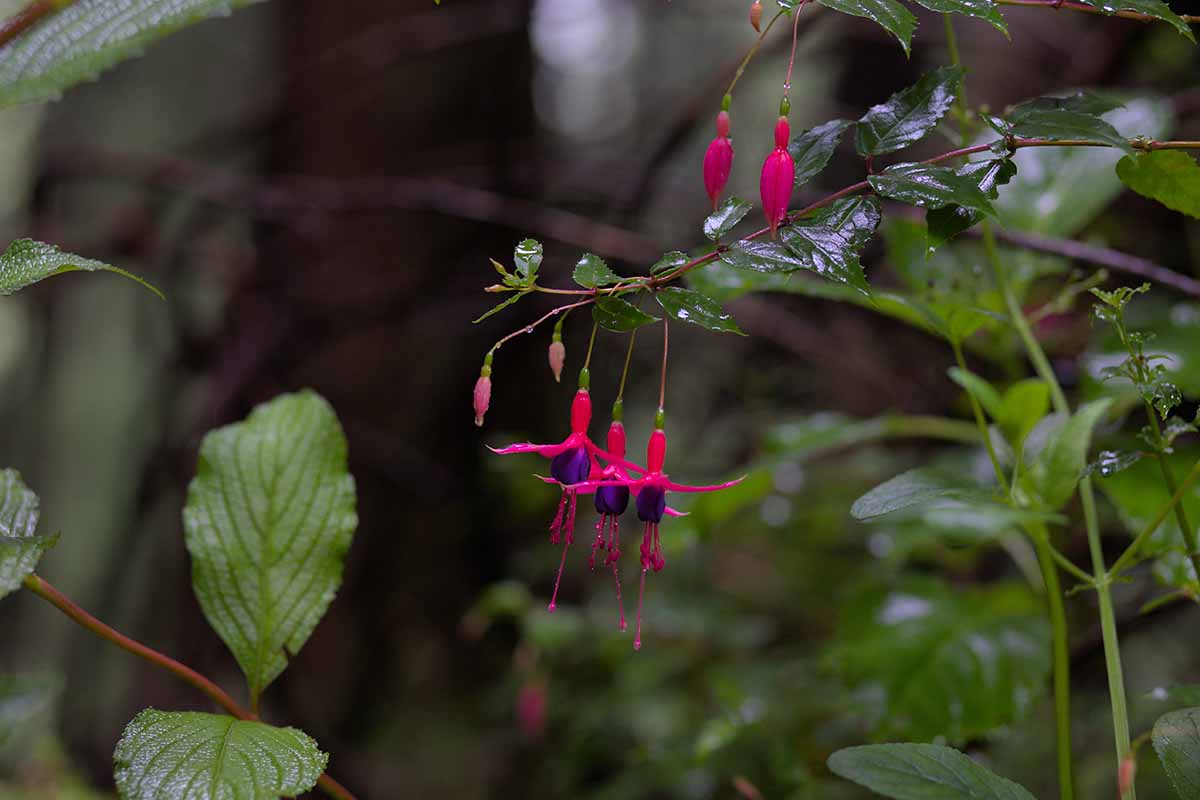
759;115;794;238
703;107;735;210
749;0;762;31
473;354;493;427
548;318;566;383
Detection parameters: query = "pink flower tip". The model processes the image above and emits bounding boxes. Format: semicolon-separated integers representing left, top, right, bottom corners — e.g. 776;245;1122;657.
703;112;734;210
473;375;491;427
760;122;794;238
548;340;565;383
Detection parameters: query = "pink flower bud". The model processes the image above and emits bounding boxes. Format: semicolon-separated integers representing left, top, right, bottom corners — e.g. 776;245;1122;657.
548;340;565;383
473;374;491;427
517;681;548;740
1118;756;1136;797
760;116;794;238
703;111;735;210
749;0;762;31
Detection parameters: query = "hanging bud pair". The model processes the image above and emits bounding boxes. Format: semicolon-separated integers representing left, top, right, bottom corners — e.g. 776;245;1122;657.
703;97;735;211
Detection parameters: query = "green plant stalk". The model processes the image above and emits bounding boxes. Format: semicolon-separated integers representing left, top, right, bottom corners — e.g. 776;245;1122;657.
1144;406;1200;580
952;340;1009;493
1109;456;1200;577
1031;522;1075;799
983;222;1133;800
22;573;356;800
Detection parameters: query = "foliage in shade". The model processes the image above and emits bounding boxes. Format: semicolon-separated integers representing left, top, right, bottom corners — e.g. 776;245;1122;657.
815;0;917;55
112;709;326;800
654;287;744;335
0;470;57;602
703;197;754;241
183;391;358;701
856;66;965;156
1074;0;1194;39
909;0;1008;34
828;743;1037;799
927;159;1017;252
1117;151;1200;219
0;239;162;298
997;93;1134;155
869;163;997;216
1153;707;1200;799
0;0;268;109
789;119;852;188
593;296;660;332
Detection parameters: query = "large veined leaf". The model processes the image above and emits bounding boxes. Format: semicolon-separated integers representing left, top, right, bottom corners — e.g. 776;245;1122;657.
816;0;917;55
1154;708;1200;799
778;196;881;294
927;159;1016;252
909;0;1008;35
0;239;161;298
869;163;997;216
856;66;965;156
1117;151;1200;220
828;743;1037;800
789;119;852;188
1004;94;1135;155
0;0;267;109
183;391;358;701
592;296;660;332
113;709;326;800
655;287;744;335
0;469;56;601
828;578;1050;743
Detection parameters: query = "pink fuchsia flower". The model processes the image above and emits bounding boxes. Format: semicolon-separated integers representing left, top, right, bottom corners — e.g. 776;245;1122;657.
590;420;633;631
703;110;734;210
760;116;794;238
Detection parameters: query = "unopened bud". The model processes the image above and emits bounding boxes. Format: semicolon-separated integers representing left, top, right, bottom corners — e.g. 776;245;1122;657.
749;0;762;31
1118;755;1136;797
474;354;493;427
760;116;794;238
548;340;565;383
703;110;735;210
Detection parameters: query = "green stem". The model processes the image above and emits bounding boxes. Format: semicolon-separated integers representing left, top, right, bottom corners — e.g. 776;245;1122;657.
1031;523;1076;800
1144;407;1200;580
952;340;1009;493
725;9;785;98
984;222;1130;800
1109;456;1200;578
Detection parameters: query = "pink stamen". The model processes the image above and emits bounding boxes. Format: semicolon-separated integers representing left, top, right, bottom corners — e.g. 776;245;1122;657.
589;518;606;571
633;567;648;651
548;533;571;612
607;517;626;631
549;491;568;544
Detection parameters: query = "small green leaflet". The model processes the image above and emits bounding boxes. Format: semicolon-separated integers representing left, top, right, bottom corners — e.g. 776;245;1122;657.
910;0;1008;35
113;709;327;800
593;296;659;332
514;239;543;281
0;469;57;602
789;119;852;188
1154;708;1200;799
655;287;744;335
703;197;753;241
1074;0;1193;39
927;159;1017;252
828;743;1037;799
651;251;690;275
816;0;917;56
1117;151;1200;220
856;66;965;156
0;239;162;298
869;162;997;216
0;0;268;109
473;292;526;324
572;253;621;288
1003;93;1134;155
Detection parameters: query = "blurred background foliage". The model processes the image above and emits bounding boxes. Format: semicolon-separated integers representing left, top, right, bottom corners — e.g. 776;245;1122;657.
1;0;1200;797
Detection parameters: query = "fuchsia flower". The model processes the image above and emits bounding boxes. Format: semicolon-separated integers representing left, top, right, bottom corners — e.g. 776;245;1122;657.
703;110;735;210
589;420;633;631
760;116;794;238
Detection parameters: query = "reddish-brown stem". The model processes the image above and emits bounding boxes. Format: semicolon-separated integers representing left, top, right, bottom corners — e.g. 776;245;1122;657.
783;1;806;100
21;573;357;800
995;0;1200;23
0;0;71;48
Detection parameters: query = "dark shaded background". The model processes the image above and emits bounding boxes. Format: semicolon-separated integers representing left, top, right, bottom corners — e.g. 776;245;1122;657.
1;1;1200;797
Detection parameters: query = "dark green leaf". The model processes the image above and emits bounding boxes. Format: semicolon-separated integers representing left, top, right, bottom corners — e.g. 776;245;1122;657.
1154;708;1200;799
655;287;744;335
1075;0;1193;39
1006;93;1134;155
816;0;917;55
113;709;326;800
0;0;268;109
0;239;161;298
572;253;621;288
0;470;56;602
651;250;690;275
829;742;1037;799
719;240;810;274
851;467;997;520
592;296;660;332
789;119;853;188
856;67;965;156
703;196;754;241
183;391;358;700
927;160;1016;251
779;196;881;294
1019;399;1111;510
869;163;997;216
1117;151;1200;220
910;0;1008;34
514;238;543;280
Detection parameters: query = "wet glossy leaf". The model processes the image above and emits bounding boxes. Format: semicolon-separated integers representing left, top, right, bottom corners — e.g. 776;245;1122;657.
703;196;754;241
113;709;326;800
816;0;917;55
856;66;965;156
592;296;660;332
515;238;543;280
927;160;1016;252
789;119;853;188
910;0;1008;34
0;0;267;109
1075;0;1193;39
869;163;997;216
829;742;1037;799
572;253;621;288
183;391;358;700
1019;399;1112;510
1082;449;1144;478
0;674;57;747
0;239;161;298
1154;708;1200;799
655;287;744;335
650;251;690;275
0;469;56;602
1005;93;1134;155
851;467;997;520
719;239;809;274
779;196;881;294
829;578;1050;743
1117;151;1200;220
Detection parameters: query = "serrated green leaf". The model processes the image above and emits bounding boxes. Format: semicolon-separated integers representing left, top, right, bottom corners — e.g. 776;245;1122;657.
852;467;997;520
828;742;1037;799
592;296;659;332
869;163;997;216
183;391;358;700
1154;708;1200;799
0;239;161;298
1117;151;1200;220
703;196;753;241
719;239;811;274
856;67;965;156
0;469;56;602
1019;398;1111;510
651;250;689;275
910;0;1008;34
572;253;621;288
0;0;267;109
0;673;58;748
816;0;917;55
789;119;852;188
927;159;1016;252
113;709;326;800
779;196;881;294
655;287;744;335
1075;0;1193;39
514;238;543;281
1006;93;1134;155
